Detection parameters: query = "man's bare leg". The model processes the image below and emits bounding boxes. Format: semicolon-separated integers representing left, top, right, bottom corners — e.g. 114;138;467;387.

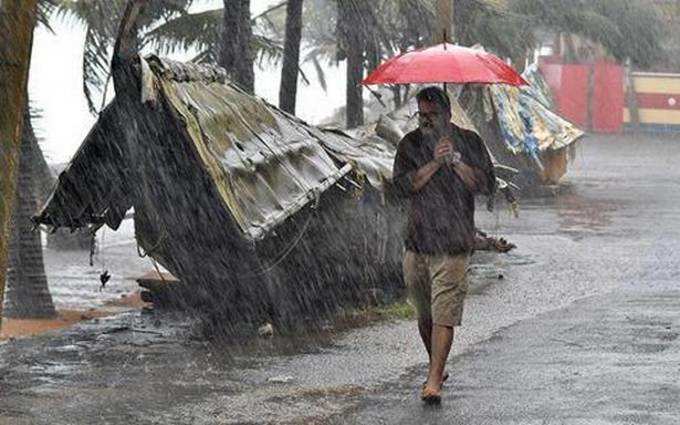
418;317;433;360
424;324;454;391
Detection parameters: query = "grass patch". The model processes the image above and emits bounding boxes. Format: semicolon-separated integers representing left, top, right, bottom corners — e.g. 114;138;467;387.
371;300;415;320
327;299;415;332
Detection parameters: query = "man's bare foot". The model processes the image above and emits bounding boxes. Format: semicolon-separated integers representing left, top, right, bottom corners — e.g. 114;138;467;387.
421;385;442;405
422;371;449;388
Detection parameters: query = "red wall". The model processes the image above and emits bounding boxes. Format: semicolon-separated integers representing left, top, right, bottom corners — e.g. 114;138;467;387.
539;59;624;133
592;62;624;133
557;65;589;128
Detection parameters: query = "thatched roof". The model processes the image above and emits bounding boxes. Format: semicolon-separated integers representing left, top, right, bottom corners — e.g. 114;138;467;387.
36;55;399;240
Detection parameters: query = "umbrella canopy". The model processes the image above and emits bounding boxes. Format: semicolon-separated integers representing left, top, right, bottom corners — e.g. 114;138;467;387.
362;43;527;86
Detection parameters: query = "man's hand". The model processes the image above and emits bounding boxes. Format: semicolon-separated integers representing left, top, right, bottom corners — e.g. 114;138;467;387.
452;161;478;190
433;139;454;164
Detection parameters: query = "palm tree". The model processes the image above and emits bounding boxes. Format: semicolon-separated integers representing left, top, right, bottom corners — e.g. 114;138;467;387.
3;0;60;319
0;0;39;326
3;107;57;319
336;0;374;128
279;0;304;114
219;0;254;93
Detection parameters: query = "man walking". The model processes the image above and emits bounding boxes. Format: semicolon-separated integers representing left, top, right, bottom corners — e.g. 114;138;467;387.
392;86;495;404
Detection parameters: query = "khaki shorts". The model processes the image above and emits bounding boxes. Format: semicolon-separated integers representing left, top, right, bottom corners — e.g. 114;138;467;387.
403;250;469;327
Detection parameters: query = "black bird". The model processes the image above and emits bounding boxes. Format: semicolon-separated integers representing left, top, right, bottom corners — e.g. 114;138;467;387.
99;270;111;291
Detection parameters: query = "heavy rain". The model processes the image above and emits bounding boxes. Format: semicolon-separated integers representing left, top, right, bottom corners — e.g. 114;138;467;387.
1;0;679;423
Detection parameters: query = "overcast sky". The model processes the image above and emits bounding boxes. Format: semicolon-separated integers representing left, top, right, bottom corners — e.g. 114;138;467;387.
28;1;346;164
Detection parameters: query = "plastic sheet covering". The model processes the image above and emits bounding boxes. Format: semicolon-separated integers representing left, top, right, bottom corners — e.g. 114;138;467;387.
493;83;583;156
463;70;583;163
521;64;555;109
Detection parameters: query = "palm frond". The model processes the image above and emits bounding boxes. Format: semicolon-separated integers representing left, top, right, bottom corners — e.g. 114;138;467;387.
309;54;327;92
37;0;58;32
53;0;125;114
145;8;220;55
252;33;285;68
251;1;287;23
82;25;112;114
190;48;216;64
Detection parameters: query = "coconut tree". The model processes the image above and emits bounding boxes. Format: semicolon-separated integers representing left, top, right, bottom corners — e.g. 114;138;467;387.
4;107;57;319
52;0;666;131
2;0;61;319
219;0;254;93
336;0;384;128
278;0;304;114
0;0;40;327
336;1;363;127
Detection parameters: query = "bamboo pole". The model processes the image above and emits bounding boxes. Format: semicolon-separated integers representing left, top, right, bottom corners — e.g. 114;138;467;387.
0;0;37;331
435;0;453;92
434;0;453;44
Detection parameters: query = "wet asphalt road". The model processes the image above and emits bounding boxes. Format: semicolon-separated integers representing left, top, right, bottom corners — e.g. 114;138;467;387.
1;133;679;424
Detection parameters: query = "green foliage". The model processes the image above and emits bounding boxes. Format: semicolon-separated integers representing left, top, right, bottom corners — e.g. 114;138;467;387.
510;0;664;67
373;300;415;320
51;0;287;112
146;7;220;60
146;6;287;66
454;0;534;60
36;0;58;32
52;0;196;114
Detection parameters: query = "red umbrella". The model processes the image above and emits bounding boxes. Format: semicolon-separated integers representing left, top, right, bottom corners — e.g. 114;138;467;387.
362;43;527;86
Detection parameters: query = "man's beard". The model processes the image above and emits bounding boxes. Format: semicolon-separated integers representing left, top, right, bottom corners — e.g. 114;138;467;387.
420;120;447;142
420;124;435;136
421;126;440;147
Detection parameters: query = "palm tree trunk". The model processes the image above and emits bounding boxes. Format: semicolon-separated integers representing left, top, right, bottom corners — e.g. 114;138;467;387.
4;105;56;319
30;123;55;205
220;0;254;94
278;0;304;114
337;1;365;128
345;47;364;128
0;0;38;328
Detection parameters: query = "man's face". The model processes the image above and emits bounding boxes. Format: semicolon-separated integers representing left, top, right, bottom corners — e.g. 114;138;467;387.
417;99;450;137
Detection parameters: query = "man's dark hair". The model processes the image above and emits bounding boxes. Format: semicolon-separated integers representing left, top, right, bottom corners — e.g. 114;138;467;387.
416;86;451;113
